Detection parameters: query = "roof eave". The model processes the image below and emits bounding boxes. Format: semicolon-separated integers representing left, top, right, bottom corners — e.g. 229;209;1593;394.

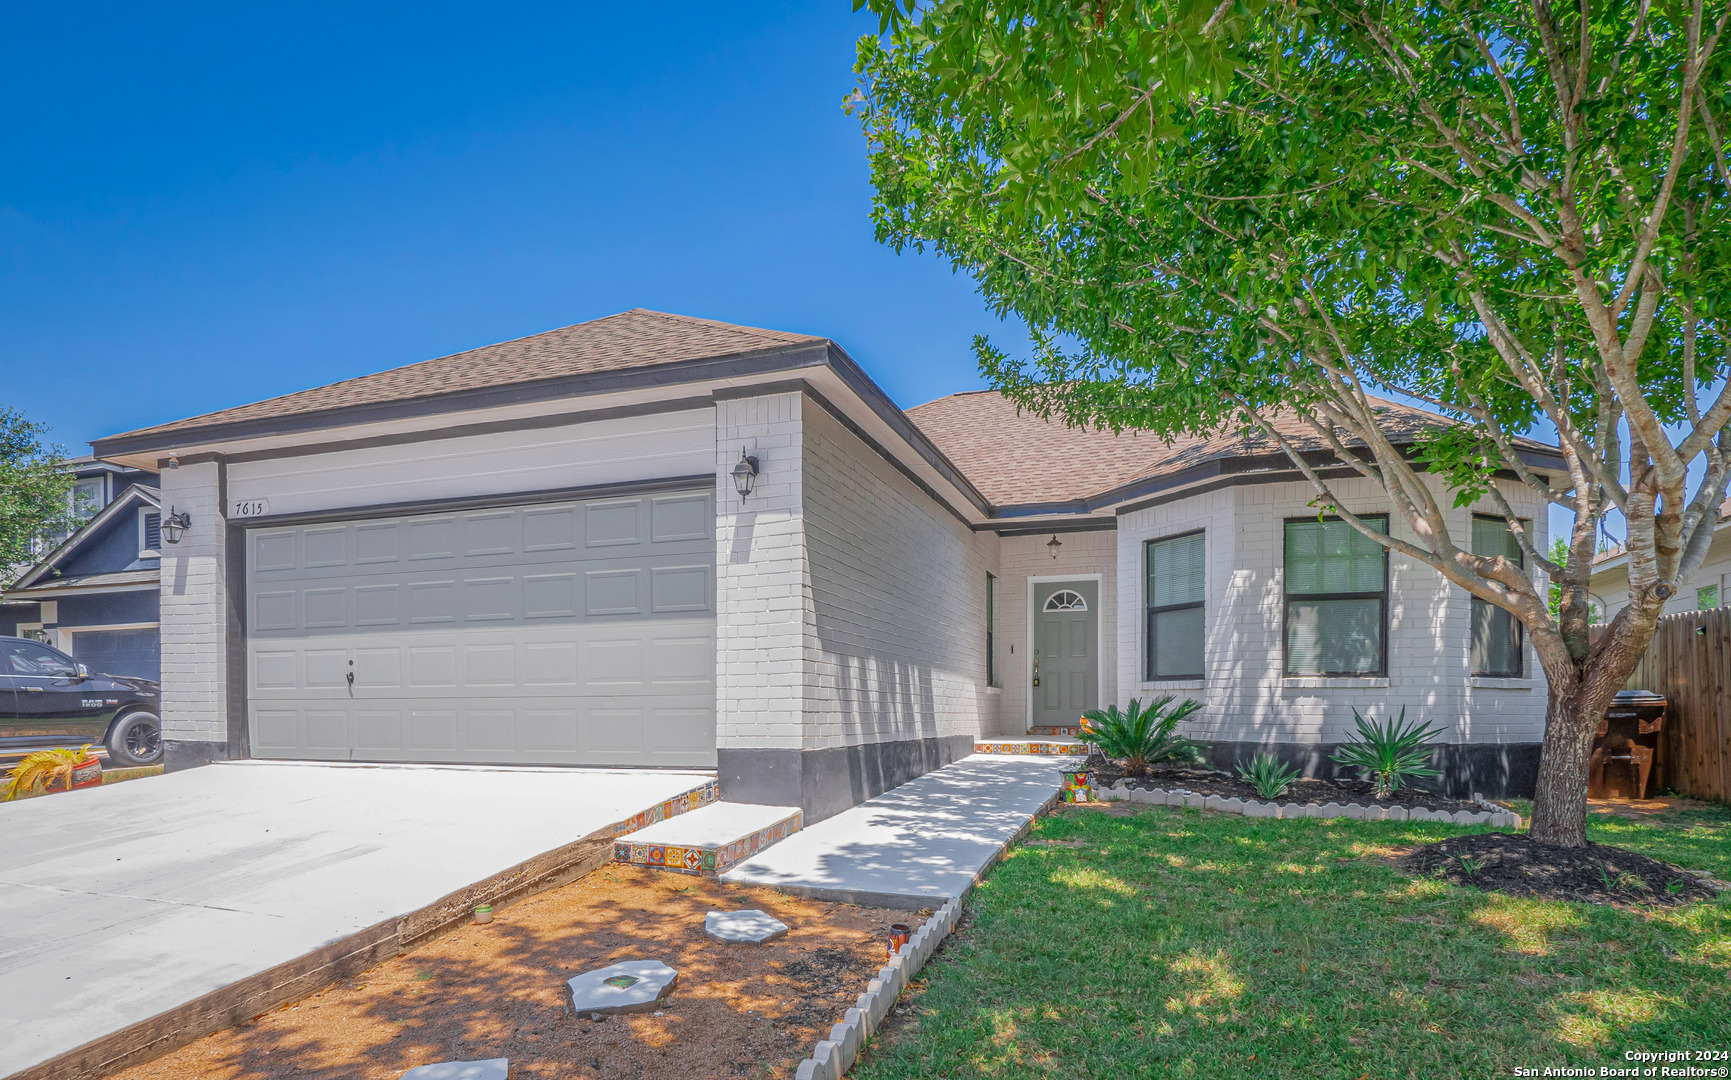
91;340;832;461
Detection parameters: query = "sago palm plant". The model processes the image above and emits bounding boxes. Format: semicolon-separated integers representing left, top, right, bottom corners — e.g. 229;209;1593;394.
2;745;97;802
1235;751;1301;800
1328;708;1444;799
1079;696;1204;776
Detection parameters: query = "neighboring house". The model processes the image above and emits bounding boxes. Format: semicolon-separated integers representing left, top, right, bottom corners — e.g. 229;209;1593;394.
1;457;163;681
87;309;1564;817
1590;498;1731;620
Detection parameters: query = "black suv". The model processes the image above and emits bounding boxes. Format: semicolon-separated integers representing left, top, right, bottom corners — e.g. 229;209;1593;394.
0;636;162;767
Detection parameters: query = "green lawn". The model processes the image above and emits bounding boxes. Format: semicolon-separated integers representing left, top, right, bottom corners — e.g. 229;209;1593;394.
854;803;1731;1080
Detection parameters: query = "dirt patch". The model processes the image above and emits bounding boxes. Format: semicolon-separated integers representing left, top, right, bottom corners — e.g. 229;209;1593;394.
109;865;915;1080
1396;832;1719;907
1087;757;1483;815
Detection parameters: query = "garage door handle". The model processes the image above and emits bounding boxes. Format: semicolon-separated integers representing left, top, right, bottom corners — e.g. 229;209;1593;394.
346;671;354;687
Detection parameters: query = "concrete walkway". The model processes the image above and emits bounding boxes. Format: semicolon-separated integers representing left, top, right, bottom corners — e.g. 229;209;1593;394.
719;754;1076;908
0;760;712;1078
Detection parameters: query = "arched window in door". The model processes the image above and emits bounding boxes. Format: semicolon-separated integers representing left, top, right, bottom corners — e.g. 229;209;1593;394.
1043;589;1088;612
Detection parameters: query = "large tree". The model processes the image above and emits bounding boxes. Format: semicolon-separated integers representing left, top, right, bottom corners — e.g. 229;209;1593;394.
0;407;76;585
853;0;1731;845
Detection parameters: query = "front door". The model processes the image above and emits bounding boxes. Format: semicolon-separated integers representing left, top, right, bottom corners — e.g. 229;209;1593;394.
1032;580;1098;728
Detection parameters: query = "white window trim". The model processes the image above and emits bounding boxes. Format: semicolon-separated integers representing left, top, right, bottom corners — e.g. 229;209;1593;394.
1024;573;1104;731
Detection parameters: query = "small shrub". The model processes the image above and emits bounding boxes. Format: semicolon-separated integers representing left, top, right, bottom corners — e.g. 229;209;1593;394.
1328;707;1443;799
1080;697;1203;776
1235;751;1300;799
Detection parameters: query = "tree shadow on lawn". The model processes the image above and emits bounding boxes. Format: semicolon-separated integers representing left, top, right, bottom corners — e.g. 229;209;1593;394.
853;806;1731;1080
109;867;902;1080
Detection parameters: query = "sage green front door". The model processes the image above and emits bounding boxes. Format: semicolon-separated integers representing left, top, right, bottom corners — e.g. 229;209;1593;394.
1032;580;1098;728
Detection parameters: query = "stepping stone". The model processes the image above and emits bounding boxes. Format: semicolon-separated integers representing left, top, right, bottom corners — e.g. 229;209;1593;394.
399;1061;509;1080
568;960;678;1018
705;909;790;944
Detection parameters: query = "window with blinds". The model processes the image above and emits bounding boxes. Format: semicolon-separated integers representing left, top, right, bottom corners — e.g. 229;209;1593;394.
1284;515;1388;675
1146;530;1206;679
1471;515;1524;677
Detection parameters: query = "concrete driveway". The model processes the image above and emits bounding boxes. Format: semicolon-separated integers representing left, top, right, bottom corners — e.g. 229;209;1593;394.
0;760;713;1078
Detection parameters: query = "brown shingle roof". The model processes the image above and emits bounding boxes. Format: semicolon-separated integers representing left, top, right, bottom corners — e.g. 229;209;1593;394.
107;309;822;442
907;390;1559;508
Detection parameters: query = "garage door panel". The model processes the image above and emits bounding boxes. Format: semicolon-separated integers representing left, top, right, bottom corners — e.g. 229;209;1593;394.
248;491;715;766
585;500;642;548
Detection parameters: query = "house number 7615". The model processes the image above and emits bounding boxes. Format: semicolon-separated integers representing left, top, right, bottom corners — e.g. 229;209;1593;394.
231;499;270;518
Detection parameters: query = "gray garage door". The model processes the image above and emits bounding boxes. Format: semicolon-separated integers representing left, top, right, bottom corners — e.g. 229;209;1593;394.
246;489;716;767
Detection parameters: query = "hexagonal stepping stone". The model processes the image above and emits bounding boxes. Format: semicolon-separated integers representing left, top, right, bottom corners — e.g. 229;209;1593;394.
568;960;678;1018
399;1060;509;1080
705;909;790;944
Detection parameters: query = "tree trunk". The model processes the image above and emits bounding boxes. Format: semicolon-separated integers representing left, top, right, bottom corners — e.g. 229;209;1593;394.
1528;688;1598;846
1528;608;1662;847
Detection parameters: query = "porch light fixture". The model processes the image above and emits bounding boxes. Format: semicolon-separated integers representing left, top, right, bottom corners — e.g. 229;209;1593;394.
165;452;180;470
1047;534;1062;559
730;450;760;498
162;508;192;545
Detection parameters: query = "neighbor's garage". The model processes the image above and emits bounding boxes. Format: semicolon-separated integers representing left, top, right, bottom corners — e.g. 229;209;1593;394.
245;488;716;767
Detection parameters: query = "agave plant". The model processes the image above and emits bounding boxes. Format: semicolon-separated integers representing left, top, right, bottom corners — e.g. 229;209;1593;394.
2;745;97;802
1328;708;1444;799
1235;751;1301;800
1079;696;1203;776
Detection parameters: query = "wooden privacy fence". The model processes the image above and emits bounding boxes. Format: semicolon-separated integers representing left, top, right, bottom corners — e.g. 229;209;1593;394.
1606;606;1730;803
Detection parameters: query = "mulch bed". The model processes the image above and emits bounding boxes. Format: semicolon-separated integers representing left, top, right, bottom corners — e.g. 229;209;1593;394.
1086;756;1484;814
1397;832;1721;907
108;865;915;1080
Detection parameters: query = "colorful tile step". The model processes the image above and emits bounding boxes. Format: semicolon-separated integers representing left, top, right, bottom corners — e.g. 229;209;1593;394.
973;738;1088;757
604;778;720;839
1028;726;1085;739
614;801;804;876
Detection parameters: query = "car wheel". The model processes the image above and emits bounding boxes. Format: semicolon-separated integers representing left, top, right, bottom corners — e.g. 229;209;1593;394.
107;711;162;767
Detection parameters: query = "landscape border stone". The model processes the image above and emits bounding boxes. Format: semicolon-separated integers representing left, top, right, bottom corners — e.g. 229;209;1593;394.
1094;782;1525;828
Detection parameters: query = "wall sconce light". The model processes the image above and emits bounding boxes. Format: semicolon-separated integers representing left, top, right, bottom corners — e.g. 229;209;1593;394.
1047;534;1062;559
165;452;180;470
162;508;192;545
730;450;760;498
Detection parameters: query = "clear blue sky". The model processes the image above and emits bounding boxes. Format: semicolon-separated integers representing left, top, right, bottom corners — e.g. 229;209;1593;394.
0;2;1018;453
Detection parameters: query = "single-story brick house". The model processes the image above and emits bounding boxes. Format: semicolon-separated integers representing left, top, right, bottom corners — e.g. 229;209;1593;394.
89;310;1563;819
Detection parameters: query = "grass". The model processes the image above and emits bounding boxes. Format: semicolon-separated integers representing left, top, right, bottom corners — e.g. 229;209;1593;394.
853;804;1731;1080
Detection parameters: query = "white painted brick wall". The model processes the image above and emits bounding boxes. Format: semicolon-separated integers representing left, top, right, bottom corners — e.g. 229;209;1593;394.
1114;475;1551;746
993;529;1118;736
157;461;228;745
801;404;996;748
715;392;813;751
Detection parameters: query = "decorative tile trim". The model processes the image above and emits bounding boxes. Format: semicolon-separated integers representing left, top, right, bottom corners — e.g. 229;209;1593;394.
1093;782;1523;827
604;779;720;839
973;740;1088;757
611;807;804;878
1027;726;1083;739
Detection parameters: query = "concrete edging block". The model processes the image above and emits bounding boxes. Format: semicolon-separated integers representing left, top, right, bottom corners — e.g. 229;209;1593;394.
1320;802;1343;819
830;1017;862;1072
1185;793;1206;809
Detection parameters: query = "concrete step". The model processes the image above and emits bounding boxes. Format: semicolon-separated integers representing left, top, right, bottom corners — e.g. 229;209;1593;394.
974;738;1089;757
613;801;804;876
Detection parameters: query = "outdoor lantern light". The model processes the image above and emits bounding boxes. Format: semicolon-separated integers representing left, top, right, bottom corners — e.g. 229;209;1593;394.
730;450;760;498
1047;534;1063;559
162;508;192;545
